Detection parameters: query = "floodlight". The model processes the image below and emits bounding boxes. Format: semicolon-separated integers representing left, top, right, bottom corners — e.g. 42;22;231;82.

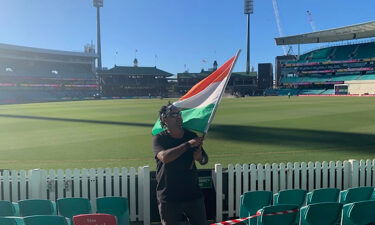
93;0;103;8
244;0;254;14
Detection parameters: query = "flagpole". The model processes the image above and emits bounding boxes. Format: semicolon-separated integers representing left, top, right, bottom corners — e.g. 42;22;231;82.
203;49;241;137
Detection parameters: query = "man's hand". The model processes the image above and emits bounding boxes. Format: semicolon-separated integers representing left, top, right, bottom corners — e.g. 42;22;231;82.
188;137;204;148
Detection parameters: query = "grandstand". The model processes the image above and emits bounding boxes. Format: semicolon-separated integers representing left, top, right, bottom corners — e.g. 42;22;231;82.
177;61;257;96
98;59;173;97
0;43;98;104
273;21;375;96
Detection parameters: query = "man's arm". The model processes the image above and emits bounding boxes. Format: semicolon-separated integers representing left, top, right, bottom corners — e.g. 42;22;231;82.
156;142;190;164
155;137;203;164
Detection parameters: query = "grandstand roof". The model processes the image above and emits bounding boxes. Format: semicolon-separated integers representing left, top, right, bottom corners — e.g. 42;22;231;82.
275;21;375;45
0;43;97;58
101;66;174;77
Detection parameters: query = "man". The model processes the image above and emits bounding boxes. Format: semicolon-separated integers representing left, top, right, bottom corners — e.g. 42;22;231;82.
152;103;209;225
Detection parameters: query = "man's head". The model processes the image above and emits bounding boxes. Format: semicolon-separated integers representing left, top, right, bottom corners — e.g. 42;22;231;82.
159;103;182;129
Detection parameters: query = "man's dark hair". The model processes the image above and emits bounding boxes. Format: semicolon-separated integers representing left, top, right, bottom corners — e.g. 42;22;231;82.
159;102;176;128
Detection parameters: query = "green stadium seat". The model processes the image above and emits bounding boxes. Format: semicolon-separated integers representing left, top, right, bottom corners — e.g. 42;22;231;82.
339;187;374;204
0;217;24;225
334;45;357;60
23;215;68;225
274;189;306;225
18;199;56;217
96;197;129;225
355;43;375;59
311;47;333;59
57;198;92;222
257;204;299;225
330;75;359;81
0;201;16;217
306;188;340;205
358;74;375;80
274;189;307;207
239;191;272;225
341;200;375;225
12;203;20;217
300;202;342;225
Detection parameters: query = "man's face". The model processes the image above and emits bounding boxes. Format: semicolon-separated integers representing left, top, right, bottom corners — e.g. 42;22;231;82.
164;108;182;128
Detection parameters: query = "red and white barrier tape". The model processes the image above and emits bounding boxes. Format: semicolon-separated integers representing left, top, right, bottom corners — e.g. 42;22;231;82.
211;208;299;225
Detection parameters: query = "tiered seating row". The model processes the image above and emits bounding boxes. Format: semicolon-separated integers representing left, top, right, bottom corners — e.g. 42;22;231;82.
295;42;375;63
0;197;129;225
280;75;362;84
240;187;375;225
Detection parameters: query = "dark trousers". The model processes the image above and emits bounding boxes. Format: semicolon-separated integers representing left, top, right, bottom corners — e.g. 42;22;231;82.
158;197;208;225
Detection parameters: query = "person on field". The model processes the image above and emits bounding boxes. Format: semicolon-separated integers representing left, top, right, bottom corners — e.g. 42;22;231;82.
152;103;209;225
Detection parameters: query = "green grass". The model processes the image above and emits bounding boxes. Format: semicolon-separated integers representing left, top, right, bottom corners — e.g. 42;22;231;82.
0;96;374;170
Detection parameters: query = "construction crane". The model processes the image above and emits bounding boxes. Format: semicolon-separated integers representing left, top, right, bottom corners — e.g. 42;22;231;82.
306;10;317;32
271;0;293;55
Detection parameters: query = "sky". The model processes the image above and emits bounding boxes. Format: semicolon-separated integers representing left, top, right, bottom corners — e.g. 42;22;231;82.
1;0;375;75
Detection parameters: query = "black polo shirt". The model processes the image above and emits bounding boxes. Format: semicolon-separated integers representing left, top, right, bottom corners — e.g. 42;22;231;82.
152;129;207;203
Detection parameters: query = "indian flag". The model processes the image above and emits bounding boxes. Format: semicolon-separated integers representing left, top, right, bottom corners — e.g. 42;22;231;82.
152;51;240;135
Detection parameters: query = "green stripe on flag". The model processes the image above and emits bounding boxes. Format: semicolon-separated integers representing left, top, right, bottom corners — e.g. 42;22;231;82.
151;104;215;135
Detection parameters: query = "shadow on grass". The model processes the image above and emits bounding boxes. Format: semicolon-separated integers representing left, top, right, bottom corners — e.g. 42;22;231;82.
210;124;375;153
0;114;153;127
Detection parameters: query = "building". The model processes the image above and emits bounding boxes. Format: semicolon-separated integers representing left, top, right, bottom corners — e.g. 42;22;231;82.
177;61;257;96
0;43;98;104
98;59;173;97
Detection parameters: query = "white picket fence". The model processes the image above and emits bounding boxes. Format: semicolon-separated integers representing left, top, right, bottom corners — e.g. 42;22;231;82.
213;159;375;222
0;166;150;225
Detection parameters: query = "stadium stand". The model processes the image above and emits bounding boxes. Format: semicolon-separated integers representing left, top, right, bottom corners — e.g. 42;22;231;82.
274;22;375;95
0;43;98;104
98;62;173;98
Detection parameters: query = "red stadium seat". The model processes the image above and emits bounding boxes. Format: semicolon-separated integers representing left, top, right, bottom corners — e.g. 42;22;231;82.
73;213;117;225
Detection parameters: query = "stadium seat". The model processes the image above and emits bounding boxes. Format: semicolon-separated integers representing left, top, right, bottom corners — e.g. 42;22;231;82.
341;200;375;225
306;188;340;205
257;204;299;225
339;187;374;204
274;189;307;207
23;215;68;225
300;202;342;225
239;191;272;225
73;213;117;225
57;198;92;222
18;199;56;217
96;197;129;225
0;217;24;225
0;201;16;217
12;203;20;217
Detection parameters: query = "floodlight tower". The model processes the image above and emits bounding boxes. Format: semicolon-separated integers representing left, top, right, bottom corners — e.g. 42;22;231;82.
244;0;254;74
93;0;103;70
